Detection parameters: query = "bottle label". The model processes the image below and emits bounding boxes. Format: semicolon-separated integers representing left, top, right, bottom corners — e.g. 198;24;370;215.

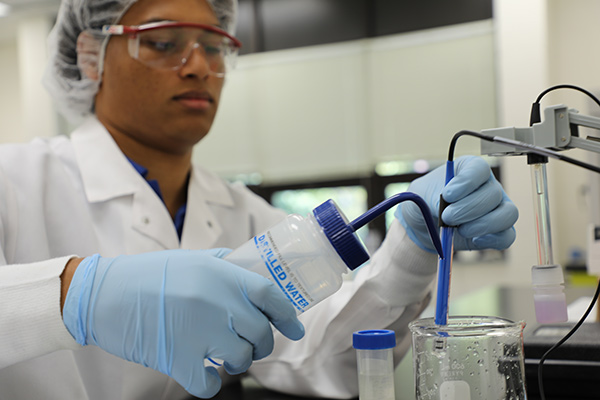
254;232;313;313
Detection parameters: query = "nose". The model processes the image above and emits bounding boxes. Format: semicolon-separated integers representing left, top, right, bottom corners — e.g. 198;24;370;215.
177;43;212;78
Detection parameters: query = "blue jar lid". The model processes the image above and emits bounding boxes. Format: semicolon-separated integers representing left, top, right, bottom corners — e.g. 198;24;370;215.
352;329;396;350
312;200;369;271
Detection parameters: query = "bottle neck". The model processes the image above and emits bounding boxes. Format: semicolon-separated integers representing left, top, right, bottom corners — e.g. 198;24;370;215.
307;213;351;275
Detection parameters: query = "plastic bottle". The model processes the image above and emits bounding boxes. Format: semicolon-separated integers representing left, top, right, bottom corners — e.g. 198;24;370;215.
353;329;396;400
225;199;369;314
225;194;443;314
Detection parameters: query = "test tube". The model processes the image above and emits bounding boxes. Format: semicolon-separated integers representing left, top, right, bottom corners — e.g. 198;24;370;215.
530;162;568;323
352;329;396;400
530;163;553;265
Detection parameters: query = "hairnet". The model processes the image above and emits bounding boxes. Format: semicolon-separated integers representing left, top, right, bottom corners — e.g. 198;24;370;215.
43;0;237;125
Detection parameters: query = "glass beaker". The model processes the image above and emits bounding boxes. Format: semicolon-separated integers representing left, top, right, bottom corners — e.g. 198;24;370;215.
409;316;526;400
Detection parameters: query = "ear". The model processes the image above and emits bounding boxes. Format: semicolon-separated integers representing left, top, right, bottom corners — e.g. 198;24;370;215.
76;31;101;81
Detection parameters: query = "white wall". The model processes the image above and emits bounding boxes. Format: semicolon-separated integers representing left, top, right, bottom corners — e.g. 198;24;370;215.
16;15;57;141
450;0;600;292
490;0;600;279
485;0;551;286
194;21;497;184
0;13;56;143
0;39;24;142
546;0;600;267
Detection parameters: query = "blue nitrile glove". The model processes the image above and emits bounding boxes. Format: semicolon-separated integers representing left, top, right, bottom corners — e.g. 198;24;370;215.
395;156;518;253
62;249;305;399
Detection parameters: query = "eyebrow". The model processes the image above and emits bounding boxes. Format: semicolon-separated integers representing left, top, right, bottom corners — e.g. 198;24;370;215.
139;17;221;28
140;18;176;24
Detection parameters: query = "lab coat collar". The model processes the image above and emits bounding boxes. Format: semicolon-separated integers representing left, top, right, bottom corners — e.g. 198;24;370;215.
189;164;235;208
71;116;236;209
179;164;236;249
71;116;237;250
71;116;142;203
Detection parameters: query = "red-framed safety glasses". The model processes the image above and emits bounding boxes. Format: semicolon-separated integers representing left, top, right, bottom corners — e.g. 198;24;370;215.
102;21;242;77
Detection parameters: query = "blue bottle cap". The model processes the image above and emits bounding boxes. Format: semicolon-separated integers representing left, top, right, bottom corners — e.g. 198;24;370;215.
312;200;370;270
352;329;396;350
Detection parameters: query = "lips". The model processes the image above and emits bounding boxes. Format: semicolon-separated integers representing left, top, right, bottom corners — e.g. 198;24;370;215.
173;91;214;110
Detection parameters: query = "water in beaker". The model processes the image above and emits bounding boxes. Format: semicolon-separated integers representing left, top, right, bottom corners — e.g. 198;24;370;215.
409;316;527;400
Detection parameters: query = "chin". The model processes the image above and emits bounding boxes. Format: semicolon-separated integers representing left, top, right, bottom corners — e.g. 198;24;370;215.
170;129;211;151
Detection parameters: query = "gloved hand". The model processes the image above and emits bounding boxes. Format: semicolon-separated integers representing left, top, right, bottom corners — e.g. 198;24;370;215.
62;249;305;398
395;156;518;253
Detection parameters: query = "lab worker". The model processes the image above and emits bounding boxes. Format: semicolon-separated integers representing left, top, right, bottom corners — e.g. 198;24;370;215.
0;0;519;399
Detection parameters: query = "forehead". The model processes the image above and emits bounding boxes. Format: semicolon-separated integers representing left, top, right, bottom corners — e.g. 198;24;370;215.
119;0;219;26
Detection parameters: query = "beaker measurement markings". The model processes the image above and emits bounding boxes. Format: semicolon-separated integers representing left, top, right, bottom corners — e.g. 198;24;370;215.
441;369;465;379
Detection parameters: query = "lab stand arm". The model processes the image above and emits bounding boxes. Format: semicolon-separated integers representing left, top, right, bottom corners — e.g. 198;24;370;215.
477;104;599;323
481;105;600;156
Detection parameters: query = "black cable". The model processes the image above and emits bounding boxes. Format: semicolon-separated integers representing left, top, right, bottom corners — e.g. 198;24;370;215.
448;85;600;398
528;85;600;167
533;84;600;107
448;130;600;175
528;84;600;400
531;84;600;125
537;280;600;399
448;129;600;399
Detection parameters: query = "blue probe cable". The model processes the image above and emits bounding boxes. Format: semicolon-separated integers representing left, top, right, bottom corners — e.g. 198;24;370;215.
434;161;455;326
348;192;444;259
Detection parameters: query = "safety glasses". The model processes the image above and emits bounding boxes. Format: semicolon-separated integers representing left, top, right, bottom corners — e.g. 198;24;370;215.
102;21;242;77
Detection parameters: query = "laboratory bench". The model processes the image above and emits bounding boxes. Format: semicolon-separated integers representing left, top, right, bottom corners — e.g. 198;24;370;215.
200;284;599;400
211;377;358;400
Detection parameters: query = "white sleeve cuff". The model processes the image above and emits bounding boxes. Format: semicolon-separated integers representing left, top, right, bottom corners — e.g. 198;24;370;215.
0;256;81;369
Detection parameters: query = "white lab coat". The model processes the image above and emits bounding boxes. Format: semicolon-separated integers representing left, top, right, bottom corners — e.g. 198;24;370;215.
0;117;436;399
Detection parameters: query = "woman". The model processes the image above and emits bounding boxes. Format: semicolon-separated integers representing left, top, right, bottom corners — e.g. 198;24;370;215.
0;0;518;398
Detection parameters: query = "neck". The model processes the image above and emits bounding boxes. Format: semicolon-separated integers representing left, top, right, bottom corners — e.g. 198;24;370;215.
109;129;192;219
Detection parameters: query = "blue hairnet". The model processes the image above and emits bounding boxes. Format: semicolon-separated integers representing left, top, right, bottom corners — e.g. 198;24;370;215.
43;0;237;125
